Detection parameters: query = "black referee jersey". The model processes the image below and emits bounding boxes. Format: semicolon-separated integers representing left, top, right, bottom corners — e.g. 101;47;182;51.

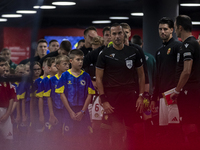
96;45;143;90
153;38;182;99
176;36;200;90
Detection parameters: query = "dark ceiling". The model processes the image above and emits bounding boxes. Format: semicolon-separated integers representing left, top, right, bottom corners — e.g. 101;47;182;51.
0;0;200;29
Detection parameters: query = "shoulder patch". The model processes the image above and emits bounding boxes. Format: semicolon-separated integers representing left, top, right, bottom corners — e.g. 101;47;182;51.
183;52;191;57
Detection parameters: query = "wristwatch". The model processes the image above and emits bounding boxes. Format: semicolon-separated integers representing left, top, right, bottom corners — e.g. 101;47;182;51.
81;110;85;115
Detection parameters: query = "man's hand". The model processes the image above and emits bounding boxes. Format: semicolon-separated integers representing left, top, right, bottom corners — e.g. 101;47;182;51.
136;96;144;113
69;111;77;120
170;92;179;101
102;102;114;114
49;115;58;126
0;113;9;124
75;112;84;121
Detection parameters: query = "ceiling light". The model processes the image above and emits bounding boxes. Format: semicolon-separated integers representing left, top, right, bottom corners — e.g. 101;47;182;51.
109;17;129;20
131;13;144;16
33;5;56;9
180;3;200;6
16;10;37;14
92;20;111;24
0;18;7;22
192;21;200;25
52;1;76;6
2;14;22;18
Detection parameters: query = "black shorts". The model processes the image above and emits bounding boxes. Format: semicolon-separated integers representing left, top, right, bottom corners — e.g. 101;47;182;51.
177;89;200;124
102;89;142;127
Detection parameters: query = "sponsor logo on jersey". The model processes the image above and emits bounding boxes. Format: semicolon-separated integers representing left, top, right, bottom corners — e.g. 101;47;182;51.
65;125;69;131
172;117;178;122
80;80;86;86
184;43;189;48
167;48;171;55
68;80;72;84
95;113;99;118
7;132;13;137
109;53;115;58
45;122;50;128
126;60;133;69
183;52;191;57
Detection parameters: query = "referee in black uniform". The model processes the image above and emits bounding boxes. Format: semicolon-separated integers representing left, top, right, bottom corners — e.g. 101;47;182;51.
96;23;145;150
171;15;200;149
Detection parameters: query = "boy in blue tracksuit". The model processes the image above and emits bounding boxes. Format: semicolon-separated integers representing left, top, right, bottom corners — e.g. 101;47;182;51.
55;49;95;140
44;55;70;135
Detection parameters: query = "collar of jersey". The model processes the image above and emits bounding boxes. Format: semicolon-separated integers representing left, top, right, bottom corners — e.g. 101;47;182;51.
55;74;61;80
14;82;19;86
40;76;43;79
47;75;50;79
68;69;84;78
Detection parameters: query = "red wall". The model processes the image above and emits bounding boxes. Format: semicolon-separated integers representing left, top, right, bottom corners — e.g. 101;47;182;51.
3;27;31;64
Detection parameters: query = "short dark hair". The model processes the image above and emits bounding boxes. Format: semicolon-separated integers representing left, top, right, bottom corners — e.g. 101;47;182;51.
37;39;48;45
102;26;110;35
0;57;6;63
176;15;192;32
1;48;10;52
158;17;174;28
60;40;72;52
84;26;97;36
131;35;142;46
49;39;58;45
111;23;121;28
47;57;56;67
120;23;131;30
78;39;85;45
69;49;84;59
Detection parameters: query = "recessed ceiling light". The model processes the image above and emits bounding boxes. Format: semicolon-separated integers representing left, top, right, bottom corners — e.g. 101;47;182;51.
180;3;200;6
16;10;37;14
0;18;7;22
131;13;144;16
192;21;200;25
2;14;22;18
92;20;111;24
109;17;129;20
52;1;76;6
33;5;56;9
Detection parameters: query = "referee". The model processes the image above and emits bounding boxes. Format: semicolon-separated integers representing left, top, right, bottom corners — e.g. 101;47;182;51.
96;23;145;150
171;15;200;149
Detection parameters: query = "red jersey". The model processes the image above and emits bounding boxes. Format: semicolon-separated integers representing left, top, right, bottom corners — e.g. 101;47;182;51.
0;82;16;108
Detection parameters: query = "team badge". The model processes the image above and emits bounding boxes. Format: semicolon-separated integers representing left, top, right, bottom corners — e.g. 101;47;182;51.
68;80;72;84
104;115;108;120
95;113;99;118
80;80;86;86
3;82;6;87
126;60;133;69
65;126;69;131
109;53;115;58
167;48;171;55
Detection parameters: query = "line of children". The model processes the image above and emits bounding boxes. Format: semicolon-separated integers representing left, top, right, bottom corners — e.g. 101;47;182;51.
2;50;96;150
